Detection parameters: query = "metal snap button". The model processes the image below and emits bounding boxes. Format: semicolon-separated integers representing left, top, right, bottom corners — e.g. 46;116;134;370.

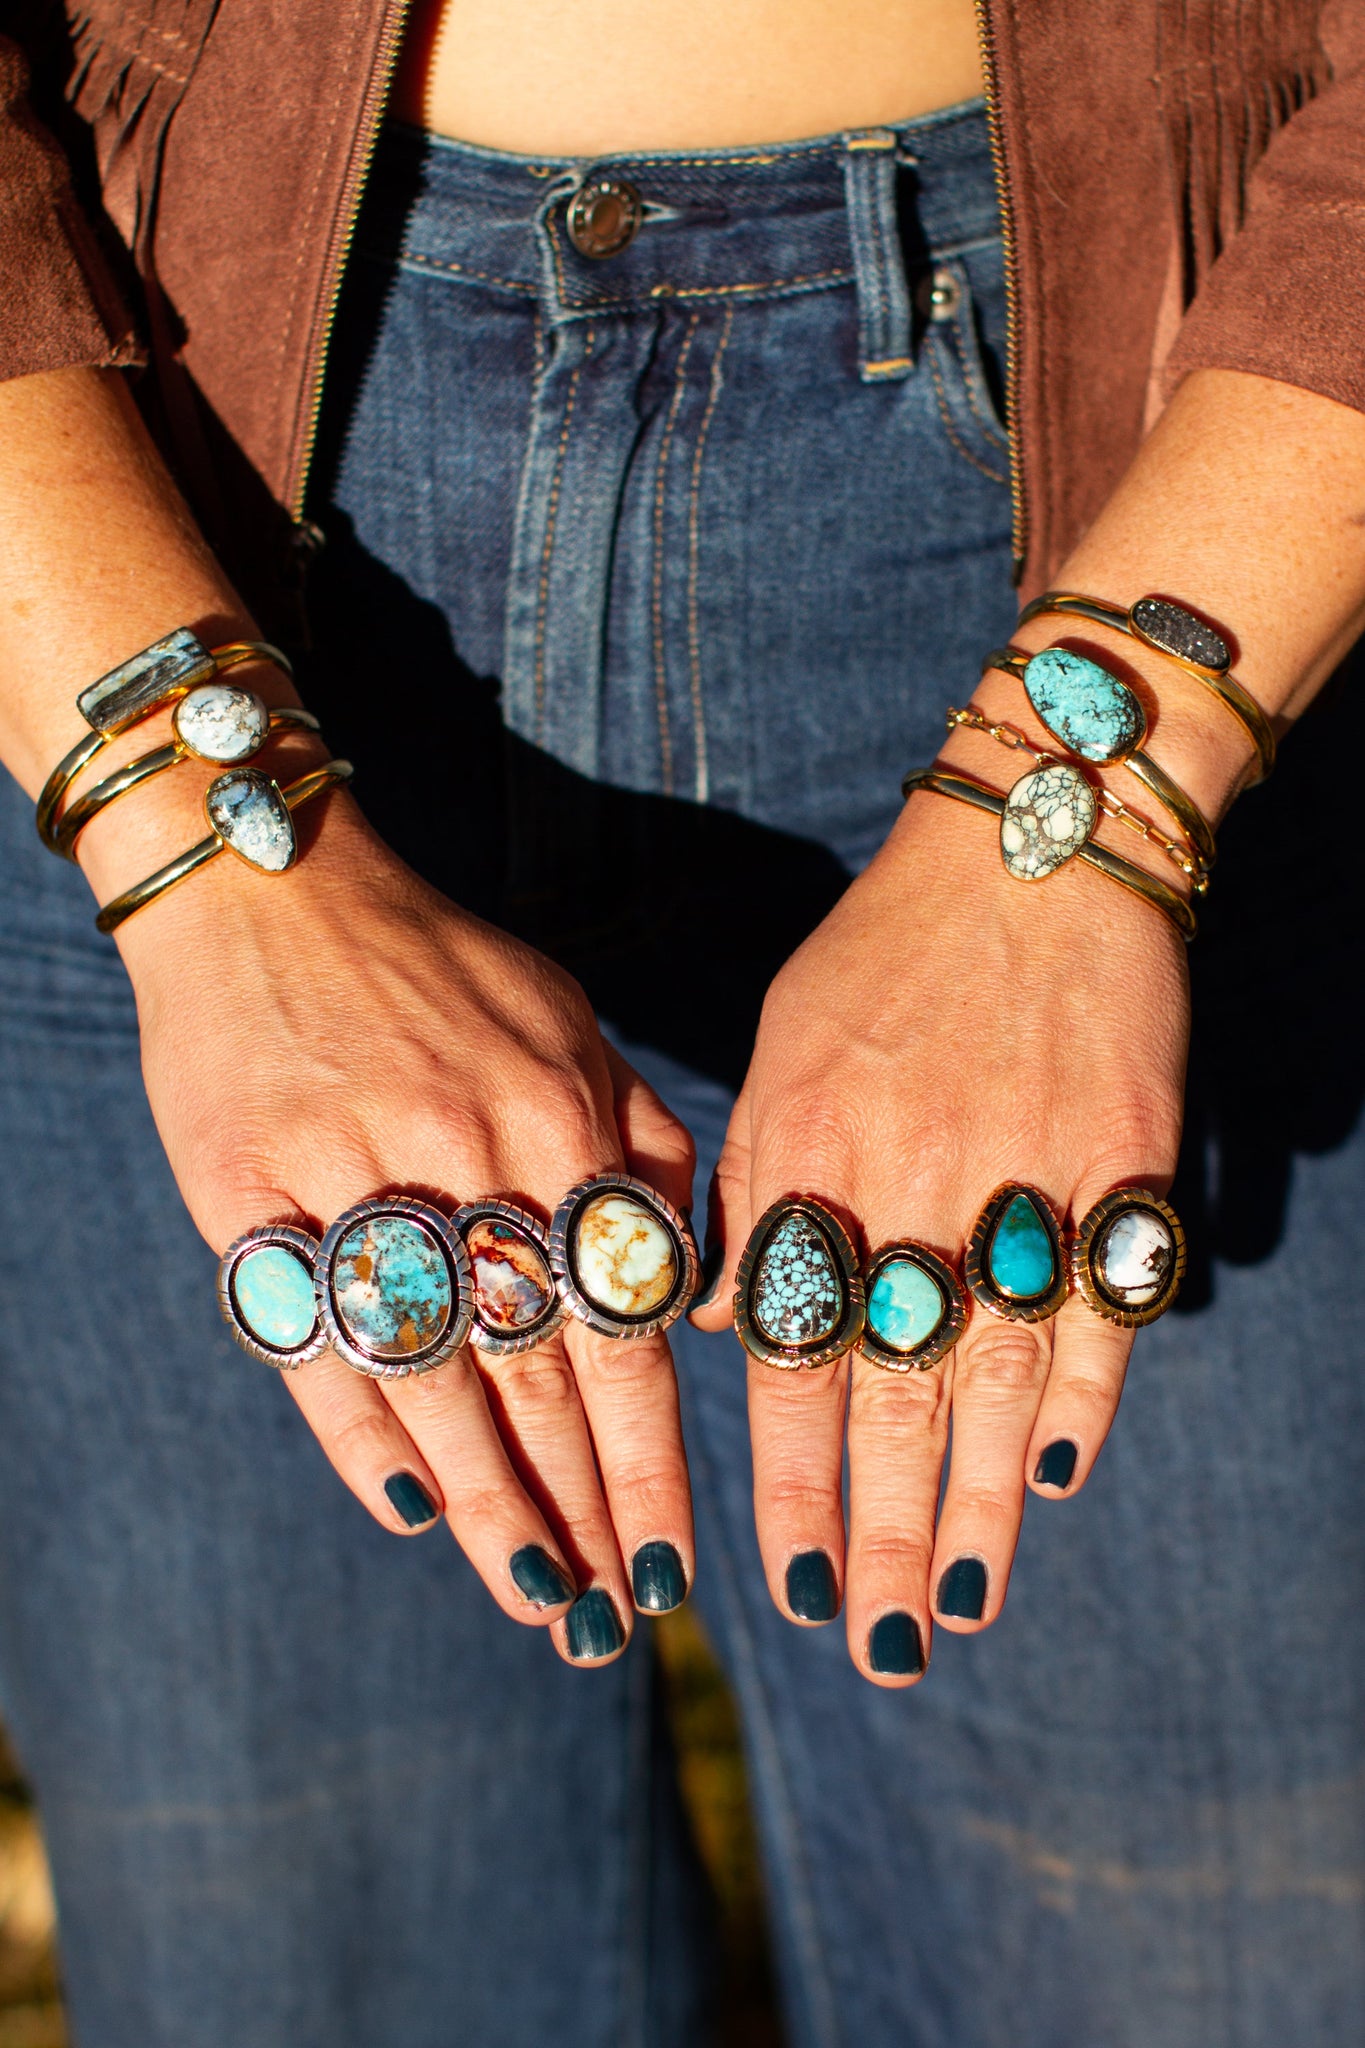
916;266;962;322
566;176;644;259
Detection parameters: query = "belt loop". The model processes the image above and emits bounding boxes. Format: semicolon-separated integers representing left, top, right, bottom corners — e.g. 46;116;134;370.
842;130;913;382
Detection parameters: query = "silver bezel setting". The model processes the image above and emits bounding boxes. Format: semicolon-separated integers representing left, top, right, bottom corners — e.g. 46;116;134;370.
452;1199;568;1357
734;1196;867;1370
965;1183;1070;1323
1072;1187;1186;1327
316;1196;473;1379
858;1240;968;1371
217;1223;326;1369
549;1174;699;1340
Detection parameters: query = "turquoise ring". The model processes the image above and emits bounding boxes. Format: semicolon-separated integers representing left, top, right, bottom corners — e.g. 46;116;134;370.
859;1241;967;1370
316;1196;474;1379
217;1223;326;1369
965;1184;1069;1323
734;1197;866;1369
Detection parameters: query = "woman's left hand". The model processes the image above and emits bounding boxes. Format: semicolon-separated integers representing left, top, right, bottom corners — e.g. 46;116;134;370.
691;783;1189;1684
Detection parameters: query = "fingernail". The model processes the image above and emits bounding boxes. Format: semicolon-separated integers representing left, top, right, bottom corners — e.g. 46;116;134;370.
631;1540;688;1613
566;1587;627;1662
689;1238;727;1313
1034;1439;1079;1491
510;1544;576;1609
384;1472;439;1528
936;1557;987;1621
785;1550;839;1622
868;1612;925;1676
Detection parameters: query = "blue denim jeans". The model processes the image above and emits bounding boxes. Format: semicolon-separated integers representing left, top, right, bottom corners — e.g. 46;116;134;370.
5;99;1365;2048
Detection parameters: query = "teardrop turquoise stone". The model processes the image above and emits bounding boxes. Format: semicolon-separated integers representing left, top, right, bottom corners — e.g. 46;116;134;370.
867;1259;946;1353
986;1194;1056;1299
1023;647;1143;763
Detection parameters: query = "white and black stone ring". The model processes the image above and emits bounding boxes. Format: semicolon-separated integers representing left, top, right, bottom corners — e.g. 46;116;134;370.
1071;1188;1186;1327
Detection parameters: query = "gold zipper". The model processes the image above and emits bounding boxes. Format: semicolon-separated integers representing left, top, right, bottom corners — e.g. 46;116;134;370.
972;0;1027;584
287;0;415;523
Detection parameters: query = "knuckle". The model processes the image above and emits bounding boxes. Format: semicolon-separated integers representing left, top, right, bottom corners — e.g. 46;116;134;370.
323;1406;402;1474
946;1478;1020;1528
855;1366;951;1435
763;1469;844;1523
956;1325;1050;1395
490;1351;581;1423
852;1530;934;1582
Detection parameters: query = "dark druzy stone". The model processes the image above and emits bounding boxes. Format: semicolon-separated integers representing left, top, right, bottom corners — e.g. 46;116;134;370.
1132;597;1230;673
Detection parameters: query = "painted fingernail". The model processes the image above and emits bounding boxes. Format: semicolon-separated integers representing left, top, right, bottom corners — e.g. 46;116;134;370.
384;1472;440;1528
785;1550;839;1622
689;1238;727;1313
868;1612;925;1676
631;1541;688;1613
566;1587;627;1662
510;1544;576;1609
936;1557;987;1621
1034;1439;1079;1491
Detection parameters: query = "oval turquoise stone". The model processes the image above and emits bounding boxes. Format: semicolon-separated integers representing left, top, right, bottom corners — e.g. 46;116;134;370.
333;1215;452;1361
233;1243;317;1351
1023;647;1143;763
867;1260;946;1353
987;1194;1056;1299
752;1214;844;1347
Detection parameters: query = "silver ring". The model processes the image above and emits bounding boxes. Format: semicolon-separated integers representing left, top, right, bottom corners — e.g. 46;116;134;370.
315;1195;473;1379
452;1199;568;1357
549;1173;699;1340
217;1223;326;1368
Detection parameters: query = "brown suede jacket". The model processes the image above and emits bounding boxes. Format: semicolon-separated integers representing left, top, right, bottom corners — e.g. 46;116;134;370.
2;1;1365;619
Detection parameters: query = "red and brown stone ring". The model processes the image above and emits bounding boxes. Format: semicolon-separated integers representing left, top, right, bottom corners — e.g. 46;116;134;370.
315;1196;474;1379
452;1200;568;1357
217;1223;328;1369
549;1174;700;1340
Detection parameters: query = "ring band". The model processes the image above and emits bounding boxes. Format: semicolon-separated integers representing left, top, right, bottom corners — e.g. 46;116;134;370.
734;1196;866;1368
859;1240;967;1369
549;1173;699;1339
315;1196;474;1379
1071;1187;1186;1325
217;1223;327;1368
965;1183;1069;1322
453;1199;568;1356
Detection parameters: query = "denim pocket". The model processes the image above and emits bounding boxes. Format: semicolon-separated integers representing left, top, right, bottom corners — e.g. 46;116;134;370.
920;239;1010;485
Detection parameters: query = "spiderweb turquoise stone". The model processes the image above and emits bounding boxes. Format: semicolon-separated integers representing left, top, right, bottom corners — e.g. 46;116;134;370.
867;1260;946;1353
1023;647;1143;763
233;1244;317;1351
752;1214;844;1347
987;1194;1056;1299
332;1215;452;1361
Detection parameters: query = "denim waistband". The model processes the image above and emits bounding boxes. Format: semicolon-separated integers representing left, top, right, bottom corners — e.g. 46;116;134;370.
365;99;997;347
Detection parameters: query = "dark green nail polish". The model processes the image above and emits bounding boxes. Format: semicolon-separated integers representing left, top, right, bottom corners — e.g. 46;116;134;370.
510;1544;576;1608
786;1550;839;1622
384;1472;439;1528
868;1612;925;1676
1034;1439;1078;1490
632;1541;687;1613
937;1557;987;1620
566;1587;626;1661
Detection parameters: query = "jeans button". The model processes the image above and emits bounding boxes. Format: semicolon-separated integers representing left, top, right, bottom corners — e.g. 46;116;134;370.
567;176;644;258
915;265;962;322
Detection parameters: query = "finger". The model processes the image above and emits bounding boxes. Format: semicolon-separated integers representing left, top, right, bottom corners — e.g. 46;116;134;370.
844;1350;951;1685
560;1317;694;1628
1027;1293;1134;1499
747;1355;849;1624
474;1328;637;1654
379;1349;581;1625
285;1349;450;1538
929;1310;1055;1632
689;1083;753;1331
602;1044;696;1216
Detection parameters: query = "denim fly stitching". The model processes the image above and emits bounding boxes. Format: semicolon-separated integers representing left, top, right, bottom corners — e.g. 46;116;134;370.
532;327;593;741
686;304;733;805
392;250;537;296
651;315;702;796
948;300;1009;454
927;339;1009;485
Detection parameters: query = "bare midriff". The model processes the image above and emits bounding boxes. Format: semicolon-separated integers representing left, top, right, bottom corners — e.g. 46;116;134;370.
390;0;984;154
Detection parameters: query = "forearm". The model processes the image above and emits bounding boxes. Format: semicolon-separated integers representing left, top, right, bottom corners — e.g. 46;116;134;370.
942;369;1365;834
0;365;325;913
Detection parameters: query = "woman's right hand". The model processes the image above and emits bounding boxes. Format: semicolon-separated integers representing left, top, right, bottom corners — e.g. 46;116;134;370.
103;788;697;1665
